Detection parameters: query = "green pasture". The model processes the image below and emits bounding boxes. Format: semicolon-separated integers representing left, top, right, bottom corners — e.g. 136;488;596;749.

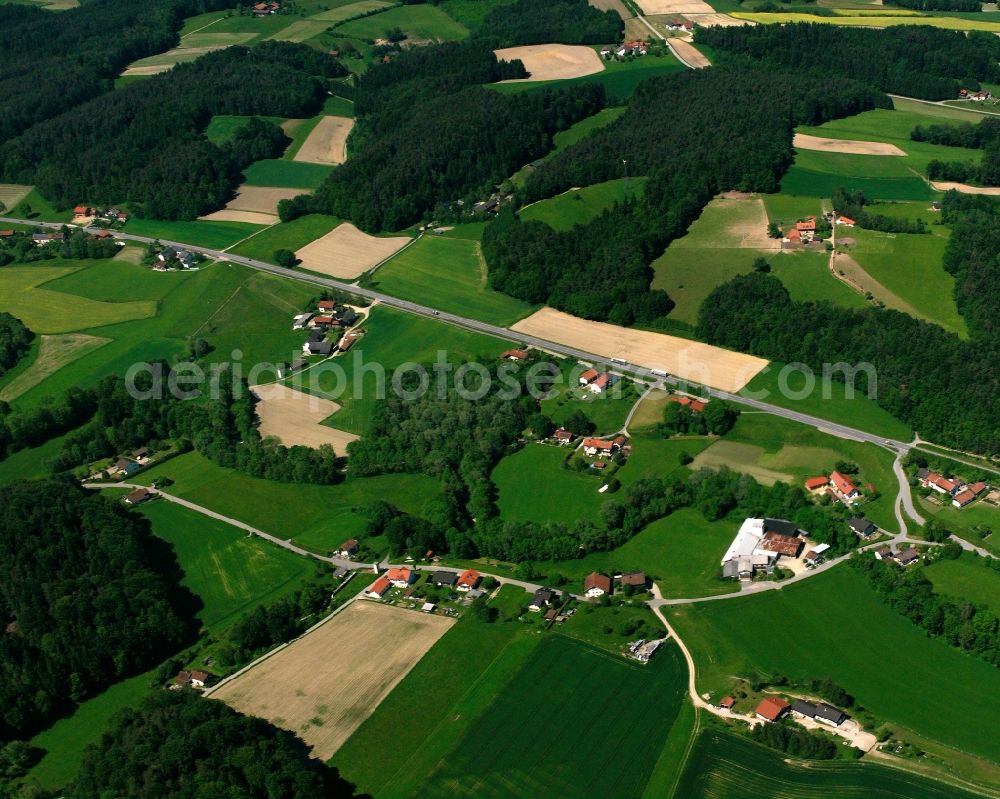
675;730;988;799
0;433;69;485
123;218;264;249
520;178;644;231
694;413;898;530
371;235;535;326
139;499;316;631
539;366;641;436
134;451;440;555
406;634;688;799
925;552;1000;615
769;250;870;309
306;305;514;434
204;114;286;145
336;3;468;41
311;0;394;21
241;159;333;189
780;167;935;201
228;213;341;260
11;188;72;222
918;498;1000;557
665;567;1000;764
437;0;519;27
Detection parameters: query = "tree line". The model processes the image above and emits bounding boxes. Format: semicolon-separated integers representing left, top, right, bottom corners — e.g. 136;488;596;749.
887;0;981;10
831;188;927;234
483;65;884;325
0;479;195;743
280;39;605;231
475;0;623;48
0;43;344;220
0;227;121;266
914;117;1000;186
696;24;1000;100
0;314;32;380
850;551;1000;667
749;720;838;760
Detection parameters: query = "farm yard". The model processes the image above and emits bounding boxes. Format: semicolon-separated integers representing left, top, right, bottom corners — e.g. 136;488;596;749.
664;567;1000;765
252;382;359;452
495;44;605;82
371;234;535;326
511;307;768;392
211;601;453;759
295;223;411;279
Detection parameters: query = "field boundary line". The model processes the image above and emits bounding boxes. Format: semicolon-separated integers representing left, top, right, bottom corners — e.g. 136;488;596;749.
203;590;364;697
223;221;278;253
181;16;224;39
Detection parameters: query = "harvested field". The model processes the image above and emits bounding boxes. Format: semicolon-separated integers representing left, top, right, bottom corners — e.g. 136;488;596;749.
0;183;32;210
223;186;300;215
726;197;779;250
211;602;452;760
495;44;605;82
252;382;359;452
636;0;713;13
199;209;278;225
0;334;109;402
794;133;906;156
930;180;1000;195
510;307;768;392
294;116;354;166
588;0;632;18
686;12;751;25
295;223;410;279
121;46;220;75
668;38;711;67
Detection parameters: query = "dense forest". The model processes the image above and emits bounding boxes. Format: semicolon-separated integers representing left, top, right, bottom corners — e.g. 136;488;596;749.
65;691;360;799
887;0;981;10
483;66;884;324
282;40;605;231
0;0;233;147
851;551;1000;667
915;118;1000;186
696;25;1000;100
0;370;343;485
0;228;121;266
831;188;926;234
0;43;343;219
475;0;623;48
750;721;838;760
0;480;193;741
0;313;32;379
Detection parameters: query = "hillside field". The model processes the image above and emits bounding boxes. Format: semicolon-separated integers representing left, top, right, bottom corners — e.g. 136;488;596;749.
925;553;1000;614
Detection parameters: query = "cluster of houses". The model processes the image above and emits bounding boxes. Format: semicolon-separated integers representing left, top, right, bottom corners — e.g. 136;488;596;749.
581;434;628;459
751;696;849;727
720;518;806;580
804;470;869;506
782;215;824;246
583;570;647;598
666;394;706;413
875;544;920;567
90;447;153;482
579;368;616;394
959;88;994;102
291;299;362;361
600;40;649;59
154;246;198;270
72;205;130;225
252;1;281;14
365;567;484;600
172;669;216;691
917;468;989;509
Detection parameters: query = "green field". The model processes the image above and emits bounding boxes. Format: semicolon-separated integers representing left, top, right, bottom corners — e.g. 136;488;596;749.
925;552;1000;615
241;158;333;189
336;3;468;41
123;218;264;249
437;0;519;27
371;235;535;326
228;213;341;260
919;498;1000;557
739;362;914;443
769;250;871;309
9;187;73;222
205;114;285;145
780;167;935;201
520;178;645;231
0;432;69;485
416;635;687;798
694;413;899;531
307;305;515;434
134;451;441;555
540;367;641;436
733;9;1000;29
666;567;1000;763
675;730;988;799
139;500;317;630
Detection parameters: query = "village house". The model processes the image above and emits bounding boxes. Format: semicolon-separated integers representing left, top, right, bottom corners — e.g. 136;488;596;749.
304;340;334;356
366;576;392;598
582;437;616;457
579;368;599;385
894;547;919;567
114;458;142;477
804;475;830;493
756;530;803;558
834;214;856;227
803;543;830;566
665;19;694;31
339;331;363;352
318;299;336;313
617;571;647;590
552;427;575;445
755;697;791;723
32;232;64;245
386;567;416;588
796;217;817;243
253;1;281;15
792;700;847;727
589;373;614;394
338;539;359;558
829;470;860;501
917;469;959;496
719;696;735;710
0;230;14;238
874;545;893;561
432;570;458;587
333;306;357;327
73;205;94;217
292;312;313;329
189;670;215;689
309;315;335;329
529;588;556;612
721;518;804;580
583;572;612;598
456;569;481;592
123;487;152;506
667;394;706;412
132;447;151;463
499;348;529;361
954;481;987;508
848;517;876;537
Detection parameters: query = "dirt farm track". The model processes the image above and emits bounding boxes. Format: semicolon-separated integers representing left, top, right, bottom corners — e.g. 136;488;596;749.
210;601;452;760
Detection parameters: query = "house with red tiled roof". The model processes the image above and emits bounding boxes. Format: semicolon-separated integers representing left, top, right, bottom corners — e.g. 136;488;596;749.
719;696;735;710
553;427;575;445
579;368;599;385
835;214;856;227
830;470;859;500
309;315;335;328
796;217;816;233
582;437;615;457
588;373;613;394
667;395;706;413
386;567;415;588
318;299;336;313
804;476;829;492
919;471;960;495
499;348;529;361
456;569;481;592
366;576;391;598
755;696;791;723
583;572;612;598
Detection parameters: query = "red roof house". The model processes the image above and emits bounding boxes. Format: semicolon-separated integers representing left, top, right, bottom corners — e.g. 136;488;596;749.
830;470;859;499
366;576;391;598
796;217;816;233
804;476;829;491
583;572;612;597
386;567;415;587
456;569;481;591
582;437;615;456
719;696;735;710
579;368;599;385
499;348;529;361
755;697;791;722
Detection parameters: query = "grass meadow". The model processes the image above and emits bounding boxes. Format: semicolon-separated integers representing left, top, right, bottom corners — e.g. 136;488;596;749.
205;114;286;145
139;499;318;631
336;4;469;41
371;235;535;326
732;9;1000;30
925;552;1000;615
665;567;1000;764
675;730;988;799
123;218;264;249
520;178;645;231
241;158;333;189
229;213;341;260
918;498;1000;557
